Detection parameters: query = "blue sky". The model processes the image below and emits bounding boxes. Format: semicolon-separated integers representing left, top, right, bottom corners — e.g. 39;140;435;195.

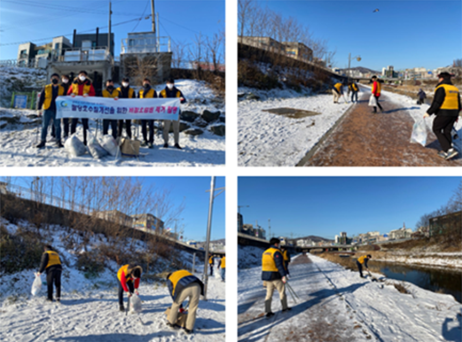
7;176;225;242
252;0;461;70
238;177;461;240
0;0;224;60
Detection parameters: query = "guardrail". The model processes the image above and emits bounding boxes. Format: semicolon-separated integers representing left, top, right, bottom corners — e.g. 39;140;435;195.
121;36;171;54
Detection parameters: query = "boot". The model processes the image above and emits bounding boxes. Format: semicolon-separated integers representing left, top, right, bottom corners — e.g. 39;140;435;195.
265;299;273;317
281;296;291;312
36;141;46;149
119;305;125;312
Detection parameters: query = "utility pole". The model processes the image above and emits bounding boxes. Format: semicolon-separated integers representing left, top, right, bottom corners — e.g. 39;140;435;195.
108;1;112;56
268;219;271;240
348;53;361;79
151;0;156;33
202;177;225;300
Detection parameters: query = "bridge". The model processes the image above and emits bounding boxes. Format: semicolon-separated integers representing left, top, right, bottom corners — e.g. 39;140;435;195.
238;232;356;254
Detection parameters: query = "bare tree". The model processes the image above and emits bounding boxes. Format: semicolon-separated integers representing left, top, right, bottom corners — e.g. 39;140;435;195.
126;55;159;85
238;0;255;38
454;59;462;67
172;41;188;69
206;32;224;73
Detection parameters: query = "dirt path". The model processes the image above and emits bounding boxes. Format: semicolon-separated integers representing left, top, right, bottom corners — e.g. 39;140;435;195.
304;92;462;166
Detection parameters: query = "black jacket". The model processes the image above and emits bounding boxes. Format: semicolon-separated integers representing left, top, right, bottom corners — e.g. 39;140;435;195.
427;79;461;117
38;85;60;112
38;251;63;274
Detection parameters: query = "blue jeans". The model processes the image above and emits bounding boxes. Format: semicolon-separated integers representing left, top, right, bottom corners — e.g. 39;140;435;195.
220;268;225;281
41;109;60;142
351;91;358;102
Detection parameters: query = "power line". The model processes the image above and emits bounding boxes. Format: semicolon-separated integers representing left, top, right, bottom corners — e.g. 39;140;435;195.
0;16;150;46
158;14;202;35
131;0;150;33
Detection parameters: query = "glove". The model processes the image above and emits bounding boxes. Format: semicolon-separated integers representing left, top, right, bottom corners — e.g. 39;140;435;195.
36;272;41;277
135;290;139;296
83;93;88;97
128;292;132;297
38;111;42;117
179;308;185;313
282;276;287;284
423;113;430;118
70;93;76;98
114;97;119;101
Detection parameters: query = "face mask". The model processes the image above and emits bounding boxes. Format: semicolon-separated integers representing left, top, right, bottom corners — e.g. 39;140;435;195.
167;84;174;90
143;84;150;89
79;75;86;81
122;82;129;87
62;79;69;84
107;85;114;90
51;79;58;84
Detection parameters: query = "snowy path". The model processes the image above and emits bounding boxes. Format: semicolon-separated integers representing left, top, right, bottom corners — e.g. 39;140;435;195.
238;253;462;342
0;275;225;342
238;89;352;166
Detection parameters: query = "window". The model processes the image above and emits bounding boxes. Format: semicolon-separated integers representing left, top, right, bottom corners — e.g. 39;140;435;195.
55;43;59;51
81;40;92;50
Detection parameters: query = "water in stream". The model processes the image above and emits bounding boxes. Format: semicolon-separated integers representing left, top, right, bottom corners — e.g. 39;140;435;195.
376;262;462;304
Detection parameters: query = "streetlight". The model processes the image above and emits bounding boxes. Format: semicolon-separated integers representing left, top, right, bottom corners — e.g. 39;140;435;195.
348;53;361;79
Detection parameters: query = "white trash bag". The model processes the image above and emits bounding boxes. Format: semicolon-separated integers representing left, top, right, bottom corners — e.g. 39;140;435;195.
87;135;108;159
129;294;142;313
214;267;221;279
368;94;377;107
31;274;42;296
100;135;120;157
410;118;428;147
64;134;86;157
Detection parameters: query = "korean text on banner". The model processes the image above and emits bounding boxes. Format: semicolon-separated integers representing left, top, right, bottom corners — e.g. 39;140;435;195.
56;96;180;121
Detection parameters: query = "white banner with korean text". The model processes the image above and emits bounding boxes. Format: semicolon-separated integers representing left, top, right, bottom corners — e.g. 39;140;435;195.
55;96;180;120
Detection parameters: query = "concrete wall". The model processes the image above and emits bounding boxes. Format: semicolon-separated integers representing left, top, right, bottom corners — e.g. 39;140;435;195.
120;52;172;85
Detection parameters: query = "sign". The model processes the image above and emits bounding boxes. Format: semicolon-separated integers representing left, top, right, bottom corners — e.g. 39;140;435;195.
14;95;28;109
56;96;180;120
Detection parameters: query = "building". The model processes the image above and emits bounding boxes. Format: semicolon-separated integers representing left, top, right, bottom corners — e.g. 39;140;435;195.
389;224;413;240
429;211;462;237
296;238;315;247
283;42;313;62
237;213;243;233
131;213;164;234
17;36;72;68
95;210;134;227
73;33;115;57
238;36;286;54
120;31;172;85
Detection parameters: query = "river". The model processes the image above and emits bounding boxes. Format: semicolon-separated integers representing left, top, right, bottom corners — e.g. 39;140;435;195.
375;261;462;304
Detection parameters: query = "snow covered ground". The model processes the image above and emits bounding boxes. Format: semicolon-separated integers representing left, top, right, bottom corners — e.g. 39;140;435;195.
238;86;353;166
0;74;225;167
0;218;225;341
373;251;462;269
238;252;462;342
238;84;462;167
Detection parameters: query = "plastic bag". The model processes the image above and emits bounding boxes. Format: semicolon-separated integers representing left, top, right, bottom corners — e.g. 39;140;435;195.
31;274;42;296
64;134;86;157
214;268;221;279
368;94;377;107
129;294;142;313
87;136;108;159
100;135;120;157
410;118;428;147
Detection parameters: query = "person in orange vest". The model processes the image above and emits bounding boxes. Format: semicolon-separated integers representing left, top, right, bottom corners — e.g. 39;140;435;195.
424;72;461;160
208;255;214;276
166;270;204;333
348;80;359;103
159;78;186;149
332;82;344;104
37;245;62;302
101;79;119;139
262;238;290;317
370;75;383;113
218;255;226;281
356;254;371;278
117;264;142;311
117;77;136;139
36;73;65;149
281;246;291;275
67;70;95;145
138;78;157;148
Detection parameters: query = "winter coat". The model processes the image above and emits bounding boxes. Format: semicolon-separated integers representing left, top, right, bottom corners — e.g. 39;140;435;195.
67;78;95;96
102;88;120;98
38;84;65;111
427;79;461;117
117;86;135;99
332;83;343;95
261;247;287;281
117;265;142;292
167;270;204;301
158;86;186;103
138;86;157;99
372;81;381;97
357;255;369;268
417;89;426;100
38;249;62;274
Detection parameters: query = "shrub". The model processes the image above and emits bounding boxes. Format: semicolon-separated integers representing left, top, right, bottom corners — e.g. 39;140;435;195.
76;251;106;279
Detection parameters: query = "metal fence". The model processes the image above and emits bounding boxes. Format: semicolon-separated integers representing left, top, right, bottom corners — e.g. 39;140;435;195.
0;59;45;69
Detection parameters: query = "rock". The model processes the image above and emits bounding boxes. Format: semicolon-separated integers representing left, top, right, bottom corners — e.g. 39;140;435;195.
180;111;200;122
27;114;39;119
0;123;7;129
202;110;221;122
0;116;21;125
194;117;208;128
184;128;204;136
219;116;225;123
246;93;260;100
209;124;225;136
